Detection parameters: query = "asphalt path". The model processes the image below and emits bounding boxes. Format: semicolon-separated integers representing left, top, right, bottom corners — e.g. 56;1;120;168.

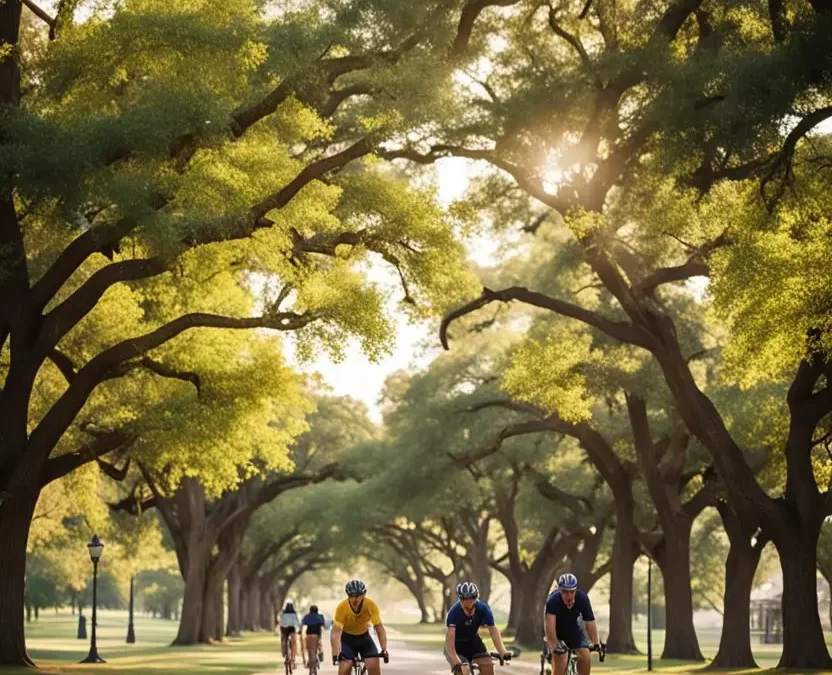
290;634;543;675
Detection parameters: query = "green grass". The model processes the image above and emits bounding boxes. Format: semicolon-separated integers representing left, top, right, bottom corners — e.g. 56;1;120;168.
3;611;832;675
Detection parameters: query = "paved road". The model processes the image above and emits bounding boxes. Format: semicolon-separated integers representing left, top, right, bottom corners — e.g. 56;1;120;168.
289;637;542;675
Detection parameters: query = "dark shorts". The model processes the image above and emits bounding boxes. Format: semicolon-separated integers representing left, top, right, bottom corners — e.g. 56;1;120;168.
444;636;489;664
340;631;380;661
556;633;588;651
280;627;296;638
305;625;323;636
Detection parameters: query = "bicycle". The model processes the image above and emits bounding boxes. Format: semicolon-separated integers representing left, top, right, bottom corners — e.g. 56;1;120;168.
541;642;605;675
281;633;294;675
305;637;323;675
453;652;510;674
332;651;389;675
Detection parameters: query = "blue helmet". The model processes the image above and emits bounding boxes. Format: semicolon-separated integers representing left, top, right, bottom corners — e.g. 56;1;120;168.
456;582;479;599
558;573;578;591
345;579;367;596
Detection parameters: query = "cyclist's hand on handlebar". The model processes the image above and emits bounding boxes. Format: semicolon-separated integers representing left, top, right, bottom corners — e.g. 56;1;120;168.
593;643;606;662
381;650;389;663
332;655;340;666
501;652;512;662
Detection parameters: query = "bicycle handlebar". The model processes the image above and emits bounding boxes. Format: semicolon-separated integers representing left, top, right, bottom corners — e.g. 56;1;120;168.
552;643;606;663
333;651;390;665
453;653;512;674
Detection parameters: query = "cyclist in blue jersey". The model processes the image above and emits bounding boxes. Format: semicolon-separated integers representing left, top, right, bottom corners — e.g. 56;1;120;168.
301;604;326;666
544;573;601;675
445;582;511;675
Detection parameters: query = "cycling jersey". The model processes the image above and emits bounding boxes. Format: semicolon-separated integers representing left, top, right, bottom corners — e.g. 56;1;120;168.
302;612;326;636
545;590;594;649
445;600;495;642
333;598;381;635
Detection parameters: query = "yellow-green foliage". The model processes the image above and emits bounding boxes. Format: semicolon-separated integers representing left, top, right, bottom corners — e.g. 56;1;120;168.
708;169;832;386
502;322;643;422
7;0;477;496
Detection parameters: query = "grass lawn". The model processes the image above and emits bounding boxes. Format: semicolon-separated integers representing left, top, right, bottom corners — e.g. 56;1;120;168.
3;611;832;675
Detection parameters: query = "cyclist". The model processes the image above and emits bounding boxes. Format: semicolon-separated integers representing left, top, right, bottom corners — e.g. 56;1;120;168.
544;573;601;675
445;582;512;675
301;604;326;666
330;579;388;675
279;602;302;665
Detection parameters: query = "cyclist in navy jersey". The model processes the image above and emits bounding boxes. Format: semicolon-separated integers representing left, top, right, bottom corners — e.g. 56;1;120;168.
544;573;601;675
445;582;511;675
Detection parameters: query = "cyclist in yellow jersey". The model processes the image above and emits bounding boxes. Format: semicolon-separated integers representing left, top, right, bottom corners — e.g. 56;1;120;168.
330;579;388;675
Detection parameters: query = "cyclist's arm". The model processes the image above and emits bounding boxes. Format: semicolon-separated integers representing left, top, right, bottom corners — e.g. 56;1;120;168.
330;624;342;659
584;620;600;646
445;626;463;666
545;612;558;654
486;625;507;655
374;624;388;652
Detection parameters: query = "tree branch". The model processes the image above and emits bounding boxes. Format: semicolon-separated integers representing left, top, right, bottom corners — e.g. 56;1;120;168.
19;310;321;492
546;5;597;81
761;106;832;211
40;429;135;486
38;258;167;355
440;286;653;350
452;0;523;58
48;347;77;383
138;357;201;396
96;456;131;481
248;139;373;222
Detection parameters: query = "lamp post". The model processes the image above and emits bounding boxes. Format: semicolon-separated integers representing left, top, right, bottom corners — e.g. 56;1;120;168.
646;555;653;672
80;534;106;664
126;576;136;644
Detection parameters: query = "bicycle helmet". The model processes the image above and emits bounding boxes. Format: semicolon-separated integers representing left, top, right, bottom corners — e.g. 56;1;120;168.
558;573;578;591
345;579;367;596
456;582;479;599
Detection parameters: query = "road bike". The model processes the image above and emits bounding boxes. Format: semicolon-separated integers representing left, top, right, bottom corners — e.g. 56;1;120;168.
281;633;294;675
334;651;389;675
540;642;605;675
305;636;323;675
452;652;510;674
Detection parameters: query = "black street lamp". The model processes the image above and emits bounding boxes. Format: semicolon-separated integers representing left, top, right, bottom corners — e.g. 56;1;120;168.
646;555;653;672
80;534;106;664
126;576;136;644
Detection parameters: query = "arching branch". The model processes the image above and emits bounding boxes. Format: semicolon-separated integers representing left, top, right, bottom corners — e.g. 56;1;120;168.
440;286;652;350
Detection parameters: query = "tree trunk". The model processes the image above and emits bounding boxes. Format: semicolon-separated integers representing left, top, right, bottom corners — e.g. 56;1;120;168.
247;582;262;631
775;523;832;669
402;577;430;623
260;591;275;632
0;488;39;666
215;582;224;641
262;576;284;633
707;502;764;669
226;561;241;637
470;520;492;602
198;578;222;643
173;547;209;645
244;581;261;631
605;494;639;654
654;537;703;661
514;569;555;648
505;581;521;634
238;581;249;632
